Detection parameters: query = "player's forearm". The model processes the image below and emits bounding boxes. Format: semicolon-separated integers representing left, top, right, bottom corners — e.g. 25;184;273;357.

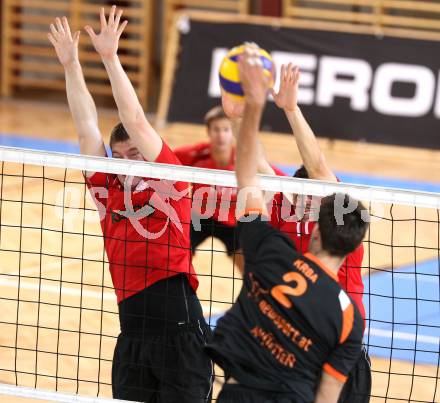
256;141;276;175
314;372;343;403
285;107;336;181
314;390;339;403
64;62;104;154
236;102;264;189
102;55;161;160
102;55;144;123
233;117;275;176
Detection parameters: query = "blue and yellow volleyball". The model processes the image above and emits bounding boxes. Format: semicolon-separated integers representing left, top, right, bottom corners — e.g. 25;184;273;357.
219;44;275;101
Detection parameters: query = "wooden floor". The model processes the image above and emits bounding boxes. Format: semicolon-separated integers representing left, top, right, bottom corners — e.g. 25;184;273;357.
0;99;439;402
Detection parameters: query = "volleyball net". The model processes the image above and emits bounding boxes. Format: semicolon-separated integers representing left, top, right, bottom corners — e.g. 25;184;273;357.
0;146;439;402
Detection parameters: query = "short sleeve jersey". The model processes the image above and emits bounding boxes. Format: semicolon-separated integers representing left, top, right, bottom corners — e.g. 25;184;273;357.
270;191;366;323
173;142;211;166
86;141;198;304
205;215;363;401
192;155;237;227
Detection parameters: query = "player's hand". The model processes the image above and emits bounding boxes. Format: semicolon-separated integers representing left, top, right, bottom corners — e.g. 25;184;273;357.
48;17;80;68
271;63;300;113
238;45;271;107
84;5;127;61
221;89;244;119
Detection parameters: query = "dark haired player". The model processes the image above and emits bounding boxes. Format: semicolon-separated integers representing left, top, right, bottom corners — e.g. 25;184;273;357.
271;64;371;402
205;46;368;403
48;7;212;402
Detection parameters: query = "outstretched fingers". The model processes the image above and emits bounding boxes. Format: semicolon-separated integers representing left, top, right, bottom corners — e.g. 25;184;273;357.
47;32;57;46
108;5;116;25
100;7;108;29
84;25;97;40
61;16;72;40
55;17;65;35
116;20;128;37
73;30;81;44
114;9;123;30
49;23;60;40
292;66;300;84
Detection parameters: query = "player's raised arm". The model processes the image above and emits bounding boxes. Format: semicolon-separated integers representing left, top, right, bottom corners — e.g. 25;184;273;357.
314;372;345;403
85;5;162;161
235;48;271;214
272;64;336;182
48;17;106;158
222;89;276;176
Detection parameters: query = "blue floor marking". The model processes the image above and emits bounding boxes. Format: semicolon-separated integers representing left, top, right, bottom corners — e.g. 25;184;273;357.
276;164;440;194
1;132;439;364
206;259;440;365
363;258;439;365
0;133;80;154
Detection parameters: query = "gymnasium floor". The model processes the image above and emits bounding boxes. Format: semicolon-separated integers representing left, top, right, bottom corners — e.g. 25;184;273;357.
0;99;439;402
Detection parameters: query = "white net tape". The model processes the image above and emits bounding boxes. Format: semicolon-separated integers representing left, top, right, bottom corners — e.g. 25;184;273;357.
0;384;135;403
0;146;438;209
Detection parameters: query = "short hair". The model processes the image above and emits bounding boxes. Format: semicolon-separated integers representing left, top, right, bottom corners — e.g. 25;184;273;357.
204;106;228;129
318;194;369;257
109;123;130;149
293;165;309;179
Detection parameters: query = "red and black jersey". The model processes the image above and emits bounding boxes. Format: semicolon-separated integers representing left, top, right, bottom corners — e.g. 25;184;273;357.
270;191;366;324
206;215;363;400
86;141;198;304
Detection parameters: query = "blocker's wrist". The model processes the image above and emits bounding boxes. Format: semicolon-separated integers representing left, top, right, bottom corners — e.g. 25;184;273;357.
64;60;81;72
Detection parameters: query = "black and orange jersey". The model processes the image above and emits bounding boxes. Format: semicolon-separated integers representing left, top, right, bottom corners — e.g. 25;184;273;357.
205;215;363;401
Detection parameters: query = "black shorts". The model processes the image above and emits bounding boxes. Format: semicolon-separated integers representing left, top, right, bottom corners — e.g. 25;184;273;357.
191;216;239;256
112;275;214;402
217;383;299;403
112;320;213;403
338;346;372;403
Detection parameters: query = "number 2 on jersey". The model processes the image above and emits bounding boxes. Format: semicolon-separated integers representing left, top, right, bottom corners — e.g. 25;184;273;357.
271;272;308;308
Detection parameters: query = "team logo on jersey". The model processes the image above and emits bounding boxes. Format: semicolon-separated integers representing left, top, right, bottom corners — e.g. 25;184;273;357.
111;202;155;223
122;177;188;240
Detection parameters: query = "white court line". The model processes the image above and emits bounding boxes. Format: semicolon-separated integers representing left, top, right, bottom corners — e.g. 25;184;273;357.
0;383;134;403
0;277;226;316
3;278;437;345
1;251;106;278
368;328;439;345
0;277;115;301
391;273;440;283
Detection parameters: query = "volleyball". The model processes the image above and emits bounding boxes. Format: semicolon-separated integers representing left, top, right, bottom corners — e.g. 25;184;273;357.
219;44;275;101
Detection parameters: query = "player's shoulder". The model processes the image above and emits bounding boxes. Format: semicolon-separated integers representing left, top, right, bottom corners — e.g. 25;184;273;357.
193;156;215;168
174;142;211;166
301;253;340;283
337;288;364;343
86;171;118;188
350;242;364;258
239;214;296;254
